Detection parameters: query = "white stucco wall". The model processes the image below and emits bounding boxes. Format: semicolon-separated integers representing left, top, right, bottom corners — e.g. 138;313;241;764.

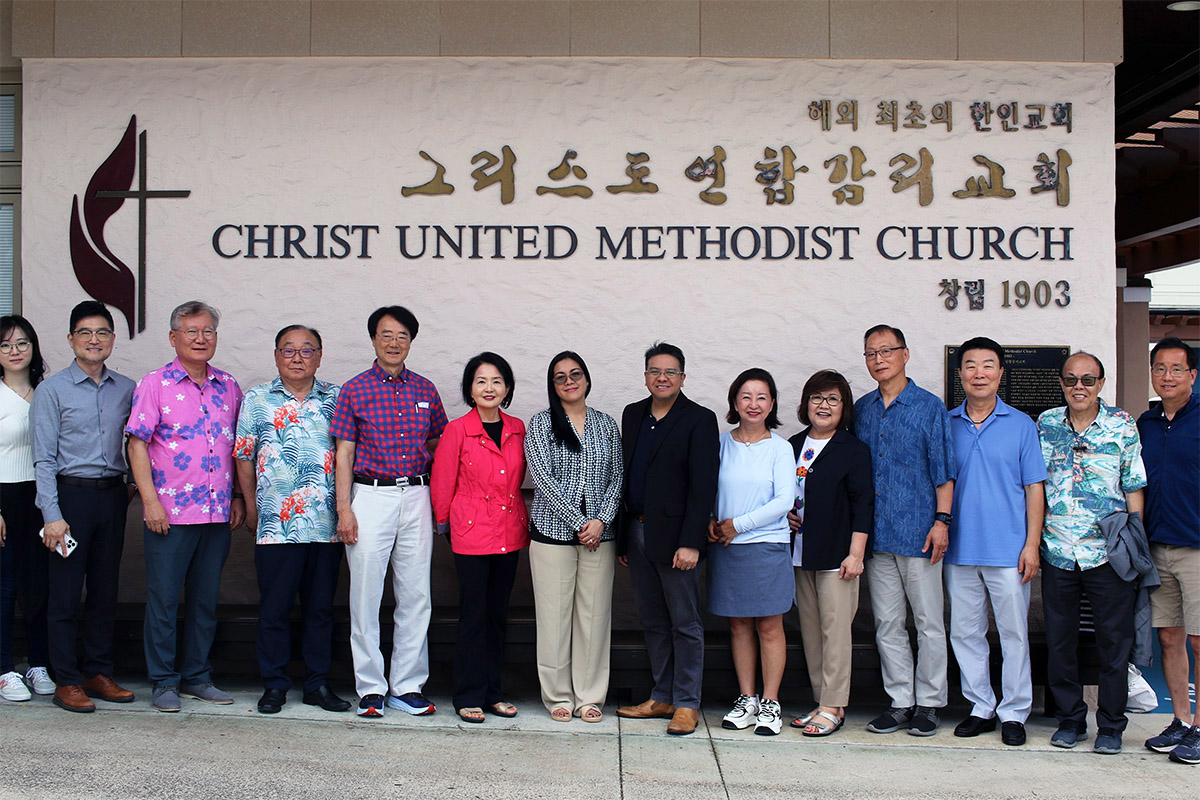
21;57;1114;433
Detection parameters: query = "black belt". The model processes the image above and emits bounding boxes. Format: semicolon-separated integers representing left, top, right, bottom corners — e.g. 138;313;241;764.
353;474;430;487
57;475;124;490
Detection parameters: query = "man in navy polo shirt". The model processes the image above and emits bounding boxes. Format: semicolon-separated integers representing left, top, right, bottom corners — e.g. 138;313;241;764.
330;306;447;718
944;337;1046;747
1138;337;1199;765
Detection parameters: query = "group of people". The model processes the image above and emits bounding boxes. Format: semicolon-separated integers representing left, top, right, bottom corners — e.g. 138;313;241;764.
0;302;1195;765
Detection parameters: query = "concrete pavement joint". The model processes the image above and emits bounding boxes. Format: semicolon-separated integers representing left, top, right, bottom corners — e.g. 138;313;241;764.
703;708;734;800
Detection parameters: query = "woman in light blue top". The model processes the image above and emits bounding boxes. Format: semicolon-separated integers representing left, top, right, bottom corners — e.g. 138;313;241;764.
708;368;796;736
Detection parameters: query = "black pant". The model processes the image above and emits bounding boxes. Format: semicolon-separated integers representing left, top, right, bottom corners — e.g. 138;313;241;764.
1041;559;1135;732
255;543;343;692
47;482;127;685
453;551;520;710
1;481;47;673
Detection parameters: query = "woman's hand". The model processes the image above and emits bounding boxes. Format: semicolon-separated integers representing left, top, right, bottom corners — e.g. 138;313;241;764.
839;553;864;580
786;510;802;533
579;518;604;551
715;518;738;546
707;517;719;543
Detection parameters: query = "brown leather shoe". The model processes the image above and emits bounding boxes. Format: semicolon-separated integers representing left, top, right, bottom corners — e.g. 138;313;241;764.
617;699;675;719
667;707;699;735
53;684;96;713
82;675;135;703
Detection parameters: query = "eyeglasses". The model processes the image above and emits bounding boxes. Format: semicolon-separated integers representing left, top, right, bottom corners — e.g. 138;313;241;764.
809;394;843;408
1151;365;1192;378
375;332;411;343
177;328;217;341
0;339;32;354
1062;375;1099;387
863;346;905;361
553;369;585;386
645;368;682;378
277;347;319;359
72;328;114;341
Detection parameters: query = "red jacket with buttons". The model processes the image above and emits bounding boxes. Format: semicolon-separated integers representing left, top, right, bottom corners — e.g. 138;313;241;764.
431;408;530;555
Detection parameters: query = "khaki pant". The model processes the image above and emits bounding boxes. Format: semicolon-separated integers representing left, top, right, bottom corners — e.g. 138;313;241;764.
795;569;859;708
529;540;615;712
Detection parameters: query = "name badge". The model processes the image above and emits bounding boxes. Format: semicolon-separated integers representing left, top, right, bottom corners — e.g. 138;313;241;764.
417;402;430;409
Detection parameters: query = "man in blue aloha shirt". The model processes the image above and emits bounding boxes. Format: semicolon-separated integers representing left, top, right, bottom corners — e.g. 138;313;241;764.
1038;351;1146;755
234;325;349;716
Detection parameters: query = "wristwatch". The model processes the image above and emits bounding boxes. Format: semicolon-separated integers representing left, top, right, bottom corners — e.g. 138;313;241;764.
934;512;953;525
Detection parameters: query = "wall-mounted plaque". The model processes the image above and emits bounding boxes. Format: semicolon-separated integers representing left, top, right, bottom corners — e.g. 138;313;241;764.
944;345;1071;420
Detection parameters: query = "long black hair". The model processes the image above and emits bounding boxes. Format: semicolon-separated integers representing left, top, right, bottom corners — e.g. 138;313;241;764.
0;315;48;387
546;350;592;452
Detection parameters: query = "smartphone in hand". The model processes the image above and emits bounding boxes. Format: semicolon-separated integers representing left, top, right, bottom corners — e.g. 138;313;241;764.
38;527;78;558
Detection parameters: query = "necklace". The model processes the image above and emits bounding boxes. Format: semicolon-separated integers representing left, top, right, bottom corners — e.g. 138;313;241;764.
4;380;32;401
733;428;768;446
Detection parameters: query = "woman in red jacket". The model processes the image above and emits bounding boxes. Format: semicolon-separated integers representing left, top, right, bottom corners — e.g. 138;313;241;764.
431;352;529;723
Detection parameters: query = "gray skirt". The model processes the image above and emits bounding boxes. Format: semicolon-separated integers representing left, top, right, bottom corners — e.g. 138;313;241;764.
706;540;795;618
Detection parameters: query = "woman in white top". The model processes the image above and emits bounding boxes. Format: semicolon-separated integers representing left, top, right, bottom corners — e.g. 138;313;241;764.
708;368;796;736
0;315;50;702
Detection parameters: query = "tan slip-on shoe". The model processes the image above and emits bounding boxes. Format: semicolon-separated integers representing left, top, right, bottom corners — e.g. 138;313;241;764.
617;699;675;719
667;707;699;735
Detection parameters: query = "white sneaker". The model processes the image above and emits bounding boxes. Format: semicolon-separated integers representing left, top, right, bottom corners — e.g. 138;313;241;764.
722;693;760;730
25;666;55;695
0;671;32;702
754;698;783;736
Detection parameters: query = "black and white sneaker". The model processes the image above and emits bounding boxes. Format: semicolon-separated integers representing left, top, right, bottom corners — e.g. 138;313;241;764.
722;694;760;730
908;706;939;736
866;706;914;734
754;698;782;736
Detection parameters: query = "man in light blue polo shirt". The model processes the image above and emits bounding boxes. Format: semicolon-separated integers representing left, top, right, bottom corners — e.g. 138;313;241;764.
945;337;1046;747
854;324;956;736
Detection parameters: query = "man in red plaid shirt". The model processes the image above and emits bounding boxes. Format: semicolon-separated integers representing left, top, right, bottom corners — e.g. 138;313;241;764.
330;306;447;718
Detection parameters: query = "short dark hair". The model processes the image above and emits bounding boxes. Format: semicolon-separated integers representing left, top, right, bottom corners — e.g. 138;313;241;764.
957;337;1005;369
863;324;906;348
69;301;115;332
274;325;323;349
798;370;855;430
367;306;419;339
725;368;781;429
1151;336;1197;371
0;315;48;387
1061;350;1105;379
546;351;592;451
461;352;515;409
643;341;685;373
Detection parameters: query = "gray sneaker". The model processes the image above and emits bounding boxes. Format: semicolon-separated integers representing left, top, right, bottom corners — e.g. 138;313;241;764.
152;685;181;712
179;682;234;705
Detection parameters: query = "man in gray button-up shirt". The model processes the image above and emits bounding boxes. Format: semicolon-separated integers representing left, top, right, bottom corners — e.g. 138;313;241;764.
31;301;135;713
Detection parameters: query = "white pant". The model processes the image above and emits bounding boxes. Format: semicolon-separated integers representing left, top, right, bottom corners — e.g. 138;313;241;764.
866;552;948;708
945;563;1032;723
346;483;433;699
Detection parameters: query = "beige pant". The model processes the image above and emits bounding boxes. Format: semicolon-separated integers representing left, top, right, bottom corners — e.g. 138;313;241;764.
529;540;615;712
795;568;859;708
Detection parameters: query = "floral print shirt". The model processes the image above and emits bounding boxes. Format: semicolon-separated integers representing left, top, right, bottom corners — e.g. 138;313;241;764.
126;358;243;524
1037;400;1147;570
235;377;339;545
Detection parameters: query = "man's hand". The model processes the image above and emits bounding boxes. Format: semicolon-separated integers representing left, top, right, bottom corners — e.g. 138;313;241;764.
672;546;699;571
229;497;246;530
707;517;719;543
42;518;70;554
617;555;629;567
921;521;949;564
0;513;6;546
243;506;258;535
1018;544;1040;584
143;496;171;535
337;507;358;545
839;553;864;580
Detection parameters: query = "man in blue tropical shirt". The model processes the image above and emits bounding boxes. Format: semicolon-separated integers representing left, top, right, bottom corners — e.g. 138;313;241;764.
235;325;349;715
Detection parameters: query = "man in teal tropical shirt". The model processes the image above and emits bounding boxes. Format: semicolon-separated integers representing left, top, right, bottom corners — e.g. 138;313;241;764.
1037;351;1146;755
235;325;349;715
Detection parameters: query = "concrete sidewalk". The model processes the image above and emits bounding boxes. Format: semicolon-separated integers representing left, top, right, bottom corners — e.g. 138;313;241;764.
2;681;1193;799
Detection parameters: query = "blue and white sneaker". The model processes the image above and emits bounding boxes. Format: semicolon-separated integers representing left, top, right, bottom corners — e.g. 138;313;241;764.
1169;726;1200;765
357;694;385;718
387;692;435;716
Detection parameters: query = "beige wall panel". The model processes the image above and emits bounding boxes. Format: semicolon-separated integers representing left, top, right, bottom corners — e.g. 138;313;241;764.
11;0;55;58
312;0;440;56
959;0;1084;62
571;0;699;57
700;0;829;58
1083;0;1122;64
440;1;570;56
1;0;19;67
830;0;957;60
183;0;312;56
55;0;183;58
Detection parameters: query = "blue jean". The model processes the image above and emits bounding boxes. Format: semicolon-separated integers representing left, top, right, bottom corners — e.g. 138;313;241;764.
143;522;231;687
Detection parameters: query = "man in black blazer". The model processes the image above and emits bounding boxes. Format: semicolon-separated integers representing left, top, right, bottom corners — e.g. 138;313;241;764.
616;342;719;736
